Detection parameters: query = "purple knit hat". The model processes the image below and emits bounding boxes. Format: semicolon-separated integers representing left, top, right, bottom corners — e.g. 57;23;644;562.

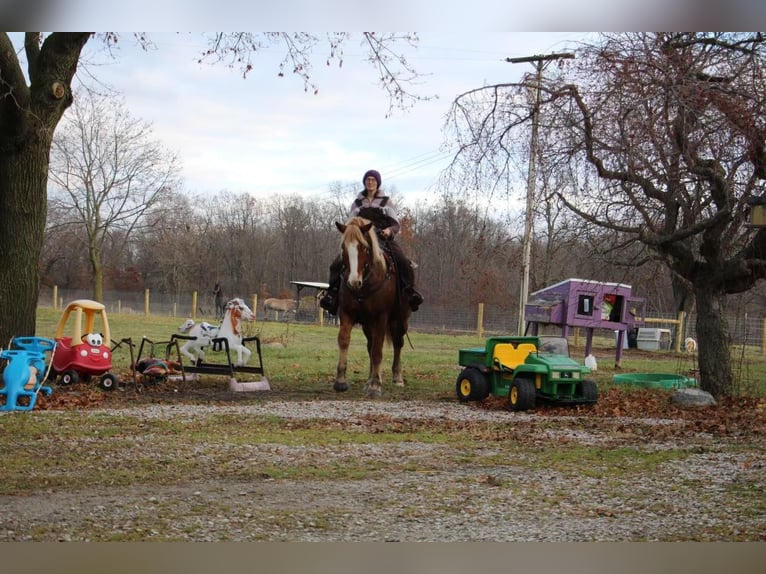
363;169;381;188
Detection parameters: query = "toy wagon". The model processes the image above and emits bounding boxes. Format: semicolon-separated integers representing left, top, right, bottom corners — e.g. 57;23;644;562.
49;299;120;390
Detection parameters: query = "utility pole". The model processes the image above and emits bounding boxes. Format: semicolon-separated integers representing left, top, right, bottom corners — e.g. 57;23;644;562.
507;52;574;335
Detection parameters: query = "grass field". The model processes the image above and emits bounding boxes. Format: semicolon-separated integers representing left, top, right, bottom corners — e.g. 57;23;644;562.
30;306;766;399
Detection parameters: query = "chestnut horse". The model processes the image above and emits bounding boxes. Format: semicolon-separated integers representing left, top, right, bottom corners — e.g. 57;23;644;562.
333;216;410;397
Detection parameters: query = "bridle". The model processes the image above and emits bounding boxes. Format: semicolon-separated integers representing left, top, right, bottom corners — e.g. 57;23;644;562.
343;228;390;300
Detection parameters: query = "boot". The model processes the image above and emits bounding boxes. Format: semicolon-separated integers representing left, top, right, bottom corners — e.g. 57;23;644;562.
408;289;424;312
319;287;339;315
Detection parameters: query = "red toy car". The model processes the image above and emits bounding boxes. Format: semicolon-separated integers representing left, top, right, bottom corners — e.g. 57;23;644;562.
49;299;119;390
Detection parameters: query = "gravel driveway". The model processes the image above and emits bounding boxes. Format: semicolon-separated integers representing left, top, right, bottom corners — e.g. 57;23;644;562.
1;399;764;541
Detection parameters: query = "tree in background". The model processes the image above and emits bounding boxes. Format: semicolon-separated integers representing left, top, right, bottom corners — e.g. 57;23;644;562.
48;90;180;302
444;32;766;397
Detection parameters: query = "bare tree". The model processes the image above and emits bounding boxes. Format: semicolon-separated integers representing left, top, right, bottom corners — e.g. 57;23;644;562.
199;32;431;117
48;90;180;302
414;196;515;307
135;190;202;303
444;32;766;397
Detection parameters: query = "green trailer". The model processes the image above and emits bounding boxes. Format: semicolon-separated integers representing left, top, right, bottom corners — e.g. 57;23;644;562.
456;335;598;411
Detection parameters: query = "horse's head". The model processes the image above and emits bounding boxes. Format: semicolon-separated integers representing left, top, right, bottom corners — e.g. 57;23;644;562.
226;298;255;323
336;216;386;291
178;318;196;333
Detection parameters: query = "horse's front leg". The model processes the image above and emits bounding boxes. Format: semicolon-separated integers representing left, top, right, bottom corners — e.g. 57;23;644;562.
391;342;404;387
363;320;386;398
390;324;405;387
362;323;375;381
334;318;353;392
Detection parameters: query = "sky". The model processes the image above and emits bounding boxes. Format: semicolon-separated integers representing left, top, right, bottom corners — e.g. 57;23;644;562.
7;0;765;211
51;31;589;210
5;31;595;213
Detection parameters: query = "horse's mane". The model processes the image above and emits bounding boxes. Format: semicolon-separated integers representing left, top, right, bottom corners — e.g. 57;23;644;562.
342;216;386;270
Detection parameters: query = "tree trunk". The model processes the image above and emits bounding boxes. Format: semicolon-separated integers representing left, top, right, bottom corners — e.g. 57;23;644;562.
0;32;91;345
89;237;103;302
0;140;50;340
694;284;733;397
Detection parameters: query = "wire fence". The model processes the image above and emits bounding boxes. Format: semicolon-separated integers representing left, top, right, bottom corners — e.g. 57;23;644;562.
38;286;766;352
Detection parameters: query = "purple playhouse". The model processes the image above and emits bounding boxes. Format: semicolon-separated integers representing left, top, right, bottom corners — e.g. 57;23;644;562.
524;278;646;367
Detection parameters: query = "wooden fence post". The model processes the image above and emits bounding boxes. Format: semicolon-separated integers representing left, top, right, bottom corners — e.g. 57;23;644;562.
762;318;766;357
674;311;685;352
144;289;150;316
191;291;198;320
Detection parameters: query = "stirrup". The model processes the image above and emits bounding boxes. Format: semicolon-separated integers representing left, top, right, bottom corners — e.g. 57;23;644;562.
409;290;423;311
320;291;339;315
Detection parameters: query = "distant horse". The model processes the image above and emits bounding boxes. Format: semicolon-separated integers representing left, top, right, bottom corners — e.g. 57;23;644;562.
177;297;255;366
263;298;298;321
213;283;225;320
333;216;410;397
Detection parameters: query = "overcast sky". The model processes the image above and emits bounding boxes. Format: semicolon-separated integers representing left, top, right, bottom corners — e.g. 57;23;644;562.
48;32;590;210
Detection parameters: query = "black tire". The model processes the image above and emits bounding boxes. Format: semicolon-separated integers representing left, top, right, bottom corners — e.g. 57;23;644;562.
99;373;119;391
456;368;489;402
60;370;80;386
509;377;536;411
580;379;598;404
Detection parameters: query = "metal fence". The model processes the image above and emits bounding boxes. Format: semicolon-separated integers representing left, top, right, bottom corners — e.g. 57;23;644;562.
38;286;766;351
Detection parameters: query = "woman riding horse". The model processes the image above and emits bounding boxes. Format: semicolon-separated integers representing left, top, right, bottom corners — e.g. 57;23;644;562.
332;216;410;396
320;169;423;315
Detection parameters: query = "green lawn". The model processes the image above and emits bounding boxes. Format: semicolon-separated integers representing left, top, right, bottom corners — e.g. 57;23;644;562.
30;306;766;398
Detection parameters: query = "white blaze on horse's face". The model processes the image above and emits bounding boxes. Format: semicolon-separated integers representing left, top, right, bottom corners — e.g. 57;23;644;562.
346;238;364;289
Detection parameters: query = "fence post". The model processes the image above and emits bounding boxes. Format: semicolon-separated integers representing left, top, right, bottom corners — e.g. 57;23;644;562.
192;291;198;320
144;289;150;316
762;318;766;357
252;294;258;322
53;285;58;310
477;303;484;338
674;311;685;352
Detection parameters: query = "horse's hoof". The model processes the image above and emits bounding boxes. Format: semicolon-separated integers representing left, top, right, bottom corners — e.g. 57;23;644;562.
366;383;382;398
394;380;405;387
333;381;349;392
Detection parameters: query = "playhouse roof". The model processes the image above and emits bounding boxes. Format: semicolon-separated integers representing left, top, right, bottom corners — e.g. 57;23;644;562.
530;278;633;297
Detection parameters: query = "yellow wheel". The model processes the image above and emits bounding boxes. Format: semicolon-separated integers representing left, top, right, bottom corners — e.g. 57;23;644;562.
509;377;535;411
456;368;489;402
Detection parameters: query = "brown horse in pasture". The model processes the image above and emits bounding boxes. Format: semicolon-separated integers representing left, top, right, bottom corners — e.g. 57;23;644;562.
263;298;298;321
333;216;410;397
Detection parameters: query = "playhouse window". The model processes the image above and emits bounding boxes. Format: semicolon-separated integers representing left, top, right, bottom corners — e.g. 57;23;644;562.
577;294;594;316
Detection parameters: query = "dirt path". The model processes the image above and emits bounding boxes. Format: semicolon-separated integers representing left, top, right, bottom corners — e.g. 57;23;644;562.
2;398;765;541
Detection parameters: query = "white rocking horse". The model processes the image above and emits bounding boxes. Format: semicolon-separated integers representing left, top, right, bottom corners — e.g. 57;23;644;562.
177;298;255;366
177;319;219;365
